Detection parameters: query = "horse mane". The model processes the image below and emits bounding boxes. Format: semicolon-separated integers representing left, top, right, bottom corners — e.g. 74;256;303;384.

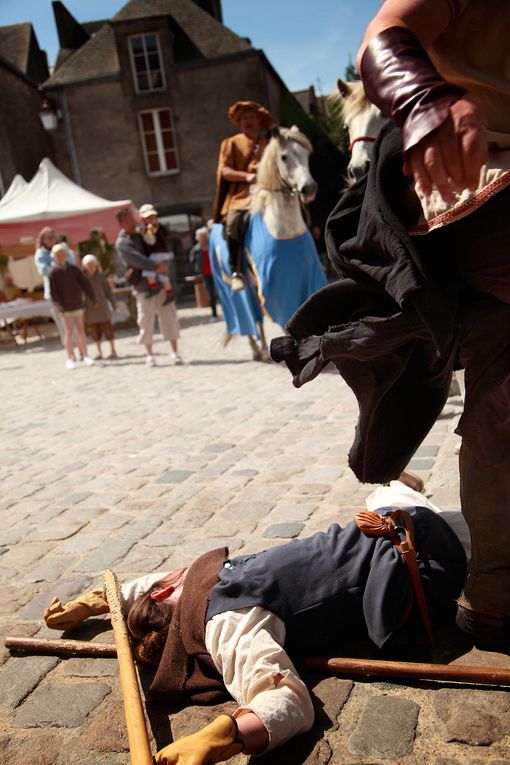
250;126;312;214
335;80;369;123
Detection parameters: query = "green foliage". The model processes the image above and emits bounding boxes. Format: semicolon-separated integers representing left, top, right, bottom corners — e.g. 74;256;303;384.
345;57;360;83
78;229;115;276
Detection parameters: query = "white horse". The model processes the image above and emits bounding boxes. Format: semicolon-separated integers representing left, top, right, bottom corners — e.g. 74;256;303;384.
210;125;327;360
250;125;317;237
335;78;387;183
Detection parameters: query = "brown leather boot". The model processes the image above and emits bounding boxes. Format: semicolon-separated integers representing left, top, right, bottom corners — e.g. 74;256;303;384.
456;445;510;643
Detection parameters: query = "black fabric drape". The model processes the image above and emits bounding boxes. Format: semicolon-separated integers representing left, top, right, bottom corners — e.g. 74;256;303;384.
271;123;460;483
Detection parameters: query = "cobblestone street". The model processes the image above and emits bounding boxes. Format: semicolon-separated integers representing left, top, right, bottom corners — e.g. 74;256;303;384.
1;306;509;765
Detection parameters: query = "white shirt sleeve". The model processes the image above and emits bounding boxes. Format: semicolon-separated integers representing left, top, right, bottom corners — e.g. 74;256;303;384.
119;572;170;613
205;607;315;752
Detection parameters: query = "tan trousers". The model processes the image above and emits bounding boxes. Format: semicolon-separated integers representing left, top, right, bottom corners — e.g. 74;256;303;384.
135;291;180;345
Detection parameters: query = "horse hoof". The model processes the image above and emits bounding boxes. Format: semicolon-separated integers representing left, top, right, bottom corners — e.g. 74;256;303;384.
231;274;245;292
222;332;233;348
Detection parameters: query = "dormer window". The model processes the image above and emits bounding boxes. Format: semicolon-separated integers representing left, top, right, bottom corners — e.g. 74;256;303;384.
129;33;166;93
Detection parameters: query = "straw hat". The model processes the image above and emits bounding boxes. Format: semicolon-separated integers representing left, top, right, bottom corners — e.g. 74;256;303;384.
228;101;272;130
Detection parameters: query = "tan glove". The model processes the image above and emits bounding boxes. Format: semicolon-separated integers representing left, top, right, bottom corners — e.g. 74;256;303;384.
155;714;244;765
44;589;110;630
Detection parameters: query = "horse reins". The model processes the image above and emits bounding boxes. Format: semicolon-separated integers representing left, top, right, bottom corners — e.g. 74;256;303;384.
348;135;376;153
261;168;298;196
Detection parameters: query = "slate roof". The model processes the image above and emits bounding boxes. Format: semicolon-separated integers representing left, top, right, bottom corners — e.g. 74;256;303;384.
44;0;251;88
112;0;251;58
0;23;32;75
82;20;109;36
44;24;119;87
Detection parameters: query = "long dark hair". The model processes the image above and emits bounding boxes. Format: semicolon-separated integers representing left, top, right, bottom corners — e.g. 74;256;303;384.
36;226;56;249
127;569;185;666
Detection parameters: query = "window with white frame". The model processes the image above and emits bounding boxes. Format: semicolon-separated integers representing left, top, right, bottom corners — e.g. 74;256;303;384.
139;108;179;175
129;33;165;93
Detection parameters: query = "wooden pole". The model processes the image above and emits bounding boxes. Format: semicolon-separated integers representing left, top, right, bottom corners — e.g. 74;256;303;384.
301;655;510;686
5;636;117;657
104;569;153;765
6;636;510;688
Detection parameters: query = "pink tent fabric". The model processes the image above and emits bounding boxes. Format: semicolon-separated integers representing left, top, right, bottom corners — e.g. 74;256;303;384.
0;158;132;245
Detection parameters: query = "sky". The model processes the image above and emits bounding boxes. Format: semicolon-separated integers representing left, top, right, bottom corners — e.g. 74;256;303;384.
0;0;381;94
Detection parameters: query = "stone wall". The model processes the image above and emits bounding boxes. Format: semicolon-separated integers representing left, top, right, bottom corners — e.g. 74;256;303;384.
47;51;284;220
0;63;53;191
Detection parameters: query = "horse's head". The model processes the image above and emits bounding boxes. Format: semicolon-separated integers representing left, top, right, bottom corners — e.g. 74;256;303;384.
336;78;387;183
266;125;318;203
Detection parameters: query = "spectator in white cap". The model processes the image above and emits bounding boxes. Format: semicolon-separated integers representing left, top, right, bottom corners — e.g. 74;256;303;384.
139;204;175;305
115;206;182;367
82;254;118;360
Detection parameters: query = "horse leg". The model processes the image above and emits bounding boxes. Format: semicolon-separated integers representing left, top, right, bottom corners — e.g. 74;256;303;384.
248;335;263;361
222;330;233;348
256;321;271;362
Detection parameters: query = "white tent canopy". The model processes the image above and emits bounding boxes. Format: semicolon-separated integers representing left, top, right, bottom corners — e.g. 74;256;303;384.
0;158;131;245
0;174;28;208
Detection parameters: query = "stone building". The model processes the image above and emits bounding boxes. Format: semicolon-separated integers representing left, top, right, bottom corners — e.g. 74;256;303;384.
41;0;344;285
0;0;344;288
0;23;53;195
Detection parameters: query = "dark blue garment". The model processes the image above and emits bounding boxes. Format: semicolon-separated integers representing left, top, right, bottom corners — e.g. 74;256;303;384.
206;506;466;650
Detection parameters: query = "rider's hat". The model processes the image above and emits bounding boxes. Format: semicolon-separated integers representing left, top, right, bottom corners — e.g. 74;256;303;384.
228;101;272;130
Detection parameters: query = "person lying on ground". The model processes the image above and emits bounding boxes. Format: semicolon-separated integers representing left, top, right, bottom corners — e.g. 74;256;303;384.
44;480;468;763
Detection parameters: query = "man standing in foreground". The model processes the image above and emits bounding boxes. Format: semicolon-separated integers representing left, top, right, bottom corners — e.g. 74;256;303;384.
272;0;510;647
357;0;510;642
212;101;271;291
115;207;182;367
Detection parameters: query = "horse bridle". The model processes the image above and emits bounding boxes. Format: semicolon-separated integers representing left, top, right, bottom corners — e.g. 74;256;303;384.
348;135;376;153
272;180;298;195
258;136;307;196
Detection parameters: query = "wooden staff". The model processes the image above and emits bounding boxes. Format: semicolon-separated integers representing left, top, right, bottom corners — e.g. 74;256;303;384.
5;636;117;657
6;635;510;687
103;569;153;765
301;655;510;686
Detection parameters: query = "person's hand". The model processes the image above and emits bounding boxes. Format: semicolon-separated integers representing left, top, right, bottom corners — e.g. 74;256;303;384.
405;98;488;202
246;172;257;184
44;589;110;630
156;262;168;274
154;715;243;765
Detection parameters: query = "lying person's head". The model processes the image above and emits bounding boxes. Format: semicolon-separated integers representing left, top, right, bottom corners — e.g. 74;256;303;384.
127;569;186;666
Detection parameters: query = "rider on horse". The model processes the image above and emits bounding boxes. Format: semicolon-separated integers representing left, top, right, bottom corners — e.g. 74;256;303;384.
212;101;272;292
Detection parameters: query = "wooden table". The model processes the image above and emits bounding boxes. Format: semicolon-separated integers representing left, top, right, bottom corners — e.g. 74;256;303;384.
0;299;53;322
0;299;53;343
